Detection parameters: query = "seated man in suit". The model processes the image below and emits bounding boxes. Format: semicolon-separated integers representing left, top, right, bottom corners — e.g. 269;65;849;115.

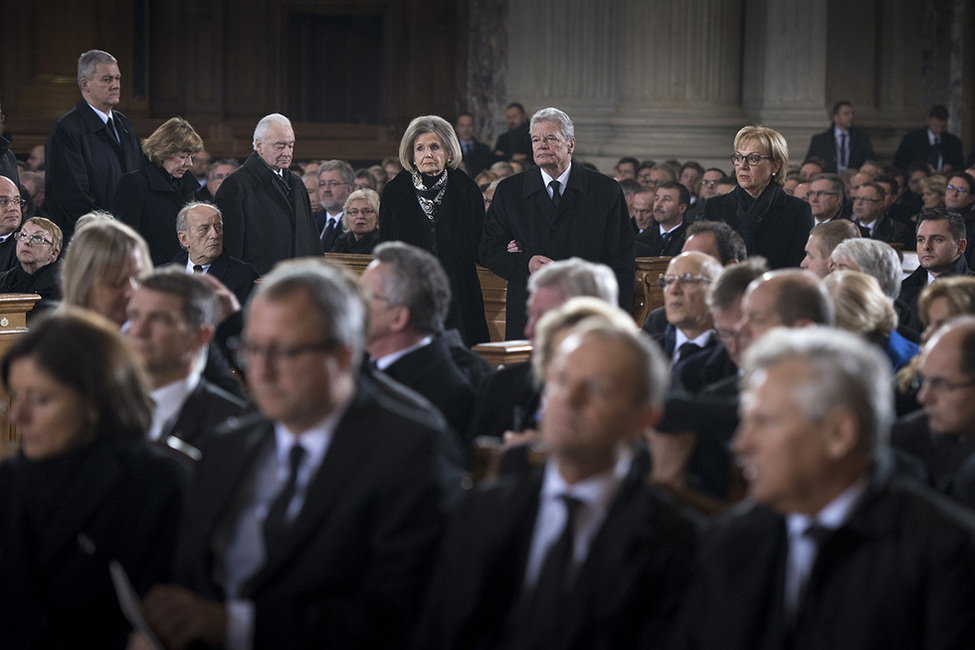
893;316;975;509
137;260;444;649
0;176;27;273
636;181;690;257
172;201;258;306
315;160;354;253
852;181;910;246
417;321;697;649
679;327;975;649
894;104;966;174
125;268;249;454
361;241;478;446
455;112;494;176
800;219;862;278
808;173;857;228
651;251;723;367
681;219;747;266
806;100;875;174
900;208;974;323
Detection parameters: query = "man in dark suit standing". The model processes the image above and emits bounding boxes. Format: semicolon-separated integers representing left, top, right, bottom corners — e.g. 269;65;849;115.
679;327;975;649
456;112;495;177
138;261;444;649
214;113;320;274
894;105;966;174
361;241;477;445
805;101;874;174
45;49;141;240
171;201;258;306
493;102;532;163
481;107;635;339
417;322;697;649
124;269;249;453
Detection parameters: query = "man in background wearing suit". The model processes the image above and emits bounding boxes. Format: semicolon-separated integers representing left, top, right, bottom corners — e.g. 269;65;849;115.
894;104;966;174
456;112;495;177
417;322;696;649
138;260;444;649
45;49;141;240
679;327;975;649
315;159;354;253
214;113;320;274
805;101;874;174
636;181;691;257
124;269;248;453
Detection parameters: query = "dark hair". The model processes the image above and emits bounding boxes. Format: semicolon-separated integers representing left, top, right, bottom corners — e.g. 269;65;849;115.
616;156;639;169
874;175;899;196
681;161;705;175
138;268;219;329
831;100;852;116
506;102;526;114
803;156;828;171
929;105;949;121
949;172;975;192
2;309;152;441
686;220;748;265
658;181;690;206
618;178;642;195
917;208;966;242
707;257;768;311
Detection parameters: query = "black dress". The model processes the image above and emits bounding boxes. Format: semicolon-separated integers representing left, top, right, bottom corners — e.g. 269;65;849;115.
329;228;380;255
0;259;63;322
379;168;489;345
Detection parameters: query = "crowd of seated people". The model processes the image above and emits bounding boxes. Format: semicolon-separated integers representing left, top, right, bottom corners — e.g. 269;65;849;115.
3;51;975;648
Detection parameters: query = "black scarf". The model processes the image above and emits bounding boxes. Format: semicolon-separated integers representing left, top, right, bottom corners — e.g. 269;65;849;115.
735;181;783;254
412;169;448;222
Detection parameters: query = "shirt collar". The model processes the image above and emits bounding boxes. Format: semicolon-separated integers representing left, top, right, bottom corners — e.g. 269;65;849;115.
87;103;113;124
273;393;351;463
540;162;572;192
374;335;434;370
786;476;868;536
541;445;634;510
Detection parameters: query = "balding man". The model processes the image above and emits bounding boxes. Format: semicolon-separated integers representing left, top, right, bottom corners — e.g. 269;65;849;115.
214;113;320;274
800;219;861;278
0;176;25;272
652;252;724;368
679;327;975;649
893;316;975;509
45;49;141;239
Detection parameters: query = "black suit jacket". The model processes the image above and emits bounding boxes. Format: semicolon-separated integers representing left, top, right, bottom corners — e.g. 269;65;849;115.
461;138;495;176
481;163;635;338
45;99;141;239
635;220;688;257
493;122;531;161
382;336;477;445
677;457;975;649
415;462;697;649
163;378;250;449
894;128;966;173
899;255;974;326
0;440;187;649
703;183;812;270
113;154;200;266
172;388;444;648
891;409;975;509
806;126;875;173
214;152;321;275
168;249;259;306
468;361;541;440
380;168;489;345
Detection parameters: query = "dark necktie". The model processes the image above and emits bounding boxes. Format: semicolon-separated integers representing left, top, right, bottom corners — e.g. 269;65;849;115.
795;523;831;617
550;180;562;208
528;495;583;619
320;219;337;253
106;115;120;143
264;444;307;550
931;136;943;170
676;341;702;364
192;264;204;274
840;132;848;168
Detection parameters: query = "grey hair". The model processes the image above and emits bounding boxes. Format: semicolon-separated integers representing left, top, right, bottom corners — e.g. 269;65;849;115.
250;260;365;369
742;326;893;453
176;202;221;233
77;49;117;88
341;189;380;233
528;257;618;305
530;107;575;141
831;239;902;299
372;242;451;335
318;159;355;186
398;115;462;173
253;113;293;149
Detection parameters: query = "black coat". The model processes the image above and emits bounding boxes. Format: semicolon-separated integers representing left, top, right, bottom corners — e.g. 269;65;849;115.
329;228;379;254
894;128;966;173
163;378;251;450
0;135;19;186
468;361;541;440
635;220;688;257
214;152;321;275
0;259;62;322
676;458;975;649
168;249;259;307
172;387;444;648
493;122;531;161
45;100;141;239
461;138;496;176
380;168;489;345
113;155;200;266
891;409;975;510
805;126;875;173
481;163;635;339
703;183;813;270
899;254;974;326
0;440;187;649
415;462;698;649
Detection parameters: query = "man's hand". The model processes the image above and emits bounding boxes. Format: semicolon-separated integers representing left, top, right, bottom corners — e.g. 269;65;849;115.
141;585;228;650
507;239;523;253
528;255;554;274
197;273;241;323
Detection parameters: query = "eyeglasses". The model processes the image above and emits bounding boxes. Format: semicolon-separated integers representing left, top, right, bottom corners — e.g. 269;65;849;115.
0;197;26;210
808;190;841;199
916;373;975;395
346;208;376;216
730;153;773;166
658;273;712;289
946;185;971;194
319;181;348;189
701;179;721;187
14;231;53;246
231;339;337;369
853;196;882;203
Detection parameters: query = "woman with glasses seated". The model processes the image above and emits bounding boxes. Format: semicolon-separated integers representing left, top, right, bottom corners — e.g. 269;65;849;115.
0;217;63;319
329;189;380;254
703;125;814;269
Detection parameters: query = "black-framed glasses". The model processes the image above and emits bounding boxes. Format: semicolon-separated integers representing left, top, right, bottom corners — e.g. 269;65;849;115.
0;197;26;210
14;231;53;246
916;373;975;395
946;184;971;194
730;153;772;166
230;339;338;369
658;273;712;289
346;208;376;216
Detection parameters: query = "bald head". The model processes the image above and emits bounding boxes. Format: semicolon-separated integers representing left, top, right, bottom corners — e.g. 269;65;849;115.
737;270;834;354
663;252;723;338
0;176;24;236
919;316;975;437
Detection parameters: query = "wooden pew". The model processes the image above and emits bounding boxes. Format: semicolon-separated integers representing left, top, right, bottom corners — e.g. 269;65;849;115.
0;294;41;459
633;257;673;326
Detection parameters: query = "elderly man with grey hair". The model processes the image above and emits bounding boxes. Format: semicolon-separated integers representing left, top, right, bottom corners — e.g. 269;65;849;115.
214;113;320;274
469;257;619;440
45;49;142;239
679;326;975;649
481;107;634;339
